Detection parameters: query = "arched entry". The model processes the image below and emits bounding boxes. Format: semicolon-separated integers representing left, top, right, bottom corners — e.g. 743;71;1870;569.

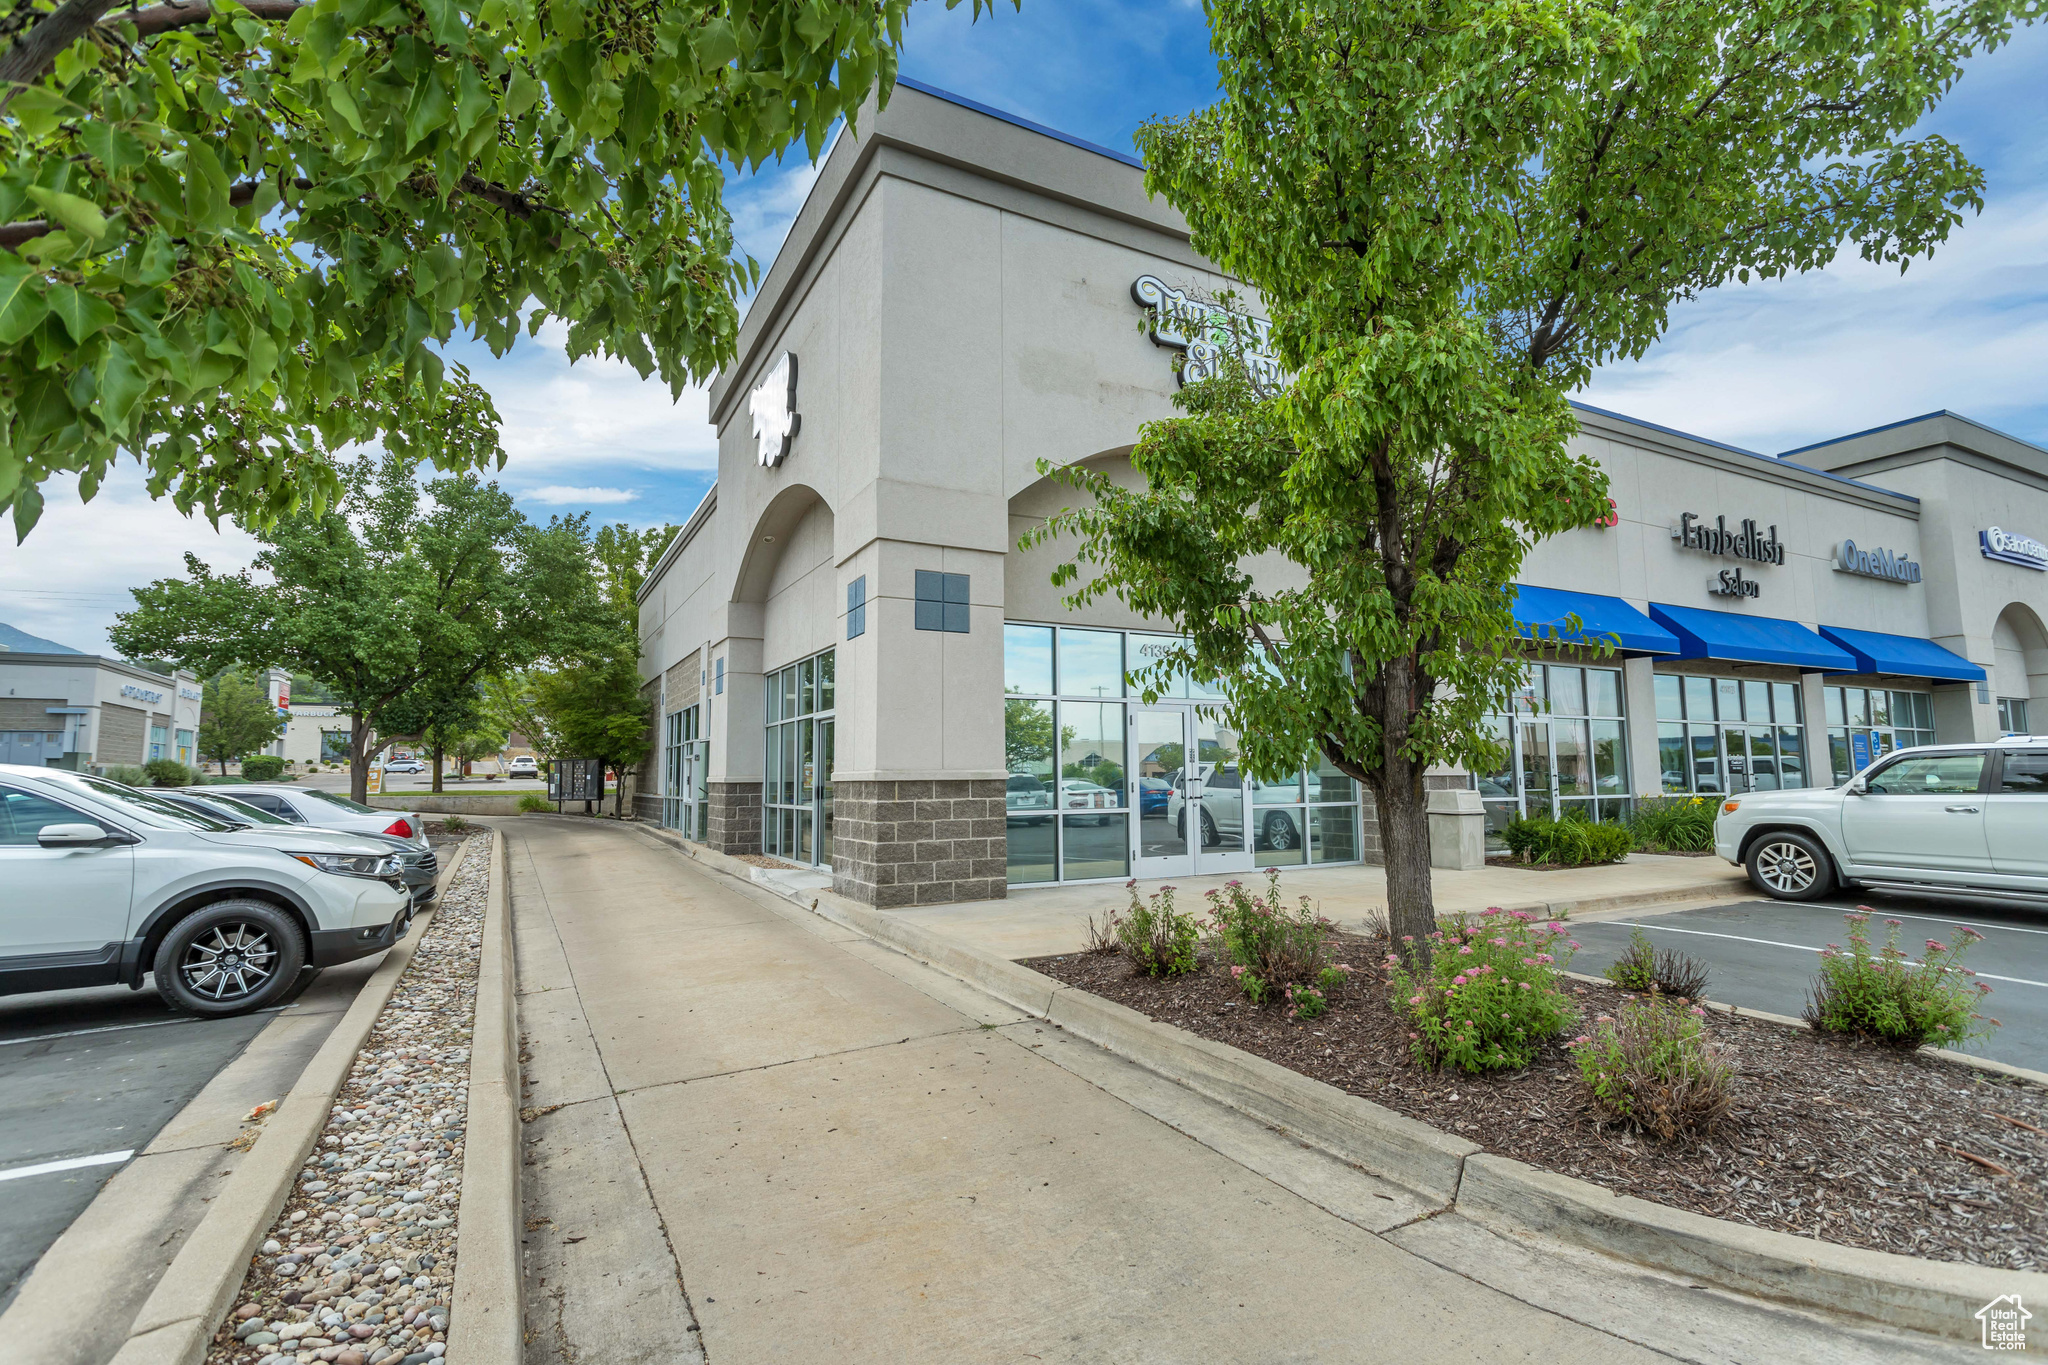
1992;604;2048;734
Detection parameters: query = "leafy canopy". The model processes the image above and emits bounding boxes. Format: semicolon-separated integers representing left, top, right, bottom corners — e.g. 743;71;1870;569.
197;667;285;770
0;0;1009;539
108;452;599;796
1032;0;2028;944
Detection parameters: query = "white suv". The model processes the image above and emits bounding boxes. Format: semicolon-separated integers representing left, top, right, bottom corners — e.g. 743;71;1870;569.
0;765;412;1016
1715;737;2048;902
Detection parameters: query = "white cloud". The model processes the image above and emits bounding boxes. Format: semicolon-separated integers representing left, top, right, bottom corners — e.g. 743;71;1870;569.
521;485;641;505
0;475;264;658
1578;191;2048;453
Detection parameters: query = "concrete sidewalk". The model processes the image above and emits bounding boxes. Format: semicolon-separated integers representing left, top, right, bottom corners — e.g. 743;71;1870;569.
510;818;1677;1365
885;851;1748;961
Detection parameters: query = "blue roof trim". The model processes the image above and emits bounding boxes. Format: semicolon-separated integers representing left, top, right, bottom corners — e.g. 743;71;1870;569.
893;76;1146;170
1816;625;1986;683
1569;400;1919;505
1778;409;2048;462
1509;584;1679;655
1647;603;1858;672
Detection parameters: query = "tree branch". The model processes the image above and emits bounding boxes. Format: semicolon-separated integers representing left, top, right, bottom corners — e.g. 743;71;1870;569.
0;0;120;109
1;176;312;249
113;0;306;37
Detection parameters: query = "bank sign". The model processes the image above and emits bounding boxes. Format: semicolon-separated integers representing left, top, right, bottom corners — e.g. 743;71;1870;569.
119;683;164;705
1131;276;1285;394
1981;526;2048;571
1834;539;1922;584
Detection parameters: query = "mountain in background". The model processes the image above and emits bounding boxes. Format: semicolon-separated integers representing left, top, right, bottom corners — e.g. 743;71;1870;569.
0;621;83;654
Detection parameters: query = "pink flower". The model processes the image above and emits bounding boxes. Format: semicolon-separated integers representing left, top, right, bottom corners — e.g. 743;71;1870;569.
1402;935;1415;944
1571;1035;1592;1047
1452;974;1469;986
1230;965;1245;978
1407;1032;1420;1041
1567;941;1581;951
1546;921;1563;933
1927;939;1947;953
1458;945;1474;956
1519;982;1532;991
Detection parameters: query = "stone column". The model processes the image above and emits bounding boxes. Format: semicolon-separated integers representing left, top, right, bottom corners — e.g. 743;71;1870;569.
831;778;1007;907
706;781;763;855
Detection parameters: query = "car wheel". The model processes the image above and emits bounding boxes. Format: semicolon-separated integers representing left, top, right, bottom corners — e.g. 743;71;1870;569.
1744;831;1835;902
153;899;306;1017
1263;812;1298;851
1199;808;1220;848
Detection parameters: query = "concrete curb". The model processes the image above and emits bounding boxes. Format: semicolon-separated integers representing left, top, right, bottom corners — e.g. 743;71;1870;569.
448;829;522;1363
678;844;2044;1345
1561;968;2048;1087
106;841;476;1365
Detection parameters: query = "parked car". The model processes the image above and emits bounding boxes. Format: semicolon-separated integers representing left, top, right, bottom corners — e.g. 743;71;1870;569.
1059;779;1120;825
507;756;540;778
1165;762;1302;852
163;789;440;910
1716;736;2048;901
229;785;427;853
1138;776;1174;816
0;764;411;1015
1005;771;1053;825
383;759;427;775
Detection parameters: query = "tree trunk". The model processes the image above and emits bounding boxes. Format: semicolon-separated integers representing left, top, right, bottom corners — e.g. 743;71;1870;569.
1374;758;1437;964
349;710;371;803
431;743;444;794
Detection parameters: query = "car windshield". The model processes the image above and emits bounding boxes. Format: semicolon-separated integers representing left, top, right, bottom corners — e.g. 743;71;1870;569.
66;776;238;830
300;788;382;816
184;791;292;825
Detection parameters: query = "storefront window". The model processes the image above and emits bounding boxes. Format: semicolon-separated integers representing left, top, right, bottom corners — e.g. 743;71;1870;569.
663;706;708;841
1481;663;1629;847
2000;697;2033;735
1002;622;1368;885
1824;686;1934;781
1656;671;1809;796
764;649;834;865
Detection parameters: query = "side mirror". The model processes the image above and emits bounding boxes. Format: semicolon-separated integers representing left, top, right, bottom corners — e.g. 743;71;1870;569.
38;823;114;848
1847;778;1869;796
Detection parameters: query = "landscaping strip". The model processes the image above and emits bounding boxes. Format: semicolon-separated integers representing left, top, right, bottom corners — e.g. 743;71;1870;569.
105;841;477;1365
681;843;2045;1345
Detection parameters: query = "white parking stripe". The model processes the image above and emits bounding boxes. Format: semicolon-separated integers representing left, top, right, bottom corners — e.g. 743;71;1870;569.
1605;922;2048;990
1817;904;2048;937
0;1150;134;1182
0;1004;291;1048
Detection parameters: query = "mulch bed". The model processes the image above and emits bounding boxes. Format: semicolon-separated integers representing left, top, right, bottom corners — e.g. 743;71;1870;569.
1025;937;2047;1270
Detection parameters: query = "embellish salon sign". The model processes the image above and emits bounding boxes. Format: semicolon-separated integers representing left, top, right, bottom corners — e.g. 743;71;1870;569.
1673;512;1783;600
1131;276;1285;394
748;350;800;468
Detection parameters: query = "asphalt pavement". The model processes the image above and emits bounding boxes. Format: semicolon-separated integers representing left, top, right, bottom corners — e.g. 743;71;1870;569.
1567;892;2048;1069
0;981;304;1312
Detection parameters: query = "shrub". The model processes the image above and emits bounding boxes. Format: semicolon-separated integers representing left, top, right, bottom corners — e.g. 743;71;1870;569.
1500;815;1631;866
1626;796;1717;853
1805;910;1995;1048
1605;926;1711;999
1116;881;1200;977
1205;868;1351;1005
441;814;472;833
1385;908;1579;1072
240;755;286;781
101;764;149;786
517;793;553;813
142;758;196;787
1084;907;1122;954
1571;992;1734;1141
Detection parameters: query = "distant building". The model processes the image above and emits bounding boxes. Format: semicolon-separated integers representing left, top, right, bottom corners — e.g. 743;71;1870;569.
0;650;202;769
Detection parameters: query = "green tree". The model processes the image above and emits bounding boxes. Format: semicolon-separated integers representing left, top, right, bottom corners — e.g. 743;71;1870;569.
482;668;559;764
1002;696;1053;773
1033;0;2025;960
110;453;596;800
0;0;1011;541
425;702;503;790
196;668;284;774
593;521;682;621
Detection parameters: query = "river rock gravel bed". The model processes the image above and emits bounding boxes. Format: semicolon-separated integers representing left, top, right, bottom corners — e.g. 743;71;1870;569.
207;834;490;1365
1028;932;2048;1270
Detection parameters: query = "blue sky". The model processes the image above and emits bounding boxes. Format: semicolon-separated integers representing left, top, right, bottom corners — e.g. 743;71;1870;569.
5;1;2045;654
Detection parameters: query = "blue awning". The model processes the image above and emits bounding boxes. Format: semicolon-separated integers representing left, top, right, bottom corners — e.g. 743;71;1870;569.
1647;603;1857;671
1510;585;1679;655
1817;625;1985;682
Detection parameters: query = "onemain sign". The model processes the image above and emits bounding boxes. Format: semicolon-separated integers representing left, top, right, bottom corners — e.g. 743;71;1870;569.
1131;276;1285;394
1835;539;1922;584
1981;526;2048;572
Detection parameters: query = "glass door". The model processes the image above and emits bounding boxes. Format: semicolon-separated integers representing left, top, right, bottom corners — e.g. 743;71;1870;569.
1131;706;1192;878
1191;709;1254;875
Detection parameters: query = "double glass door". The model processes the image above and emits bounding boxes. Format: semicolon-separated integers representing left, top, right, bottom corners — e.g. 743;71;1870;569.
1131;706;1255;879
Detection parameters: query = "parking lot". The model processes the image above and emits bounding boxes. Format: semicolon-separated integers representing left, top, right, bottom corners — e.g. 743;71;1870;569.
1569;892;2048;1069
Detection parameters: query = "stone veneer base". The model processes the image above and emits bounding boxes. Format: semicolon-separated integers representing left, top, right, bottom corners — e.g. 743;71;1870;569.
706;781;763;856
832;778;1008;908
